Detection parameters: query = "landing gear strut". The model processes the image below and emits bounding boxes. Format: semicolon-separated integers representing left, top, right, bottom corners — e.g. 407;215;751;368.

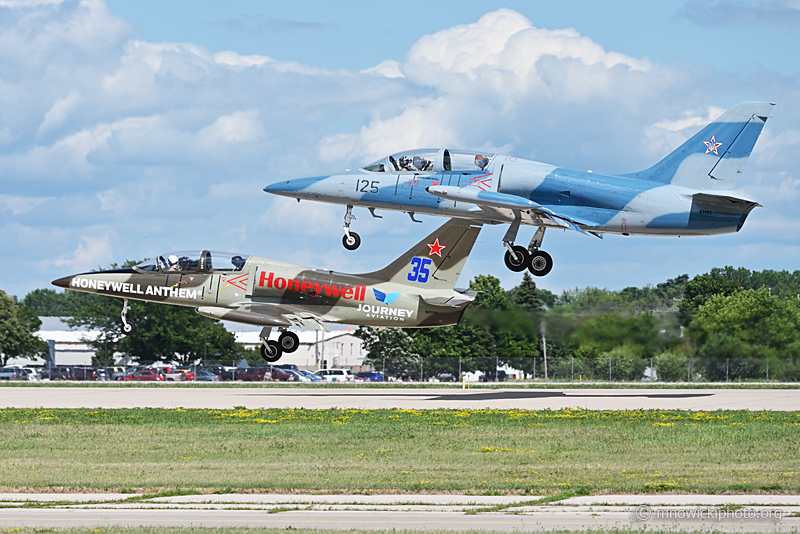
120;298;136;335
526;226;553;277
342;205;361;250
501;217;554;277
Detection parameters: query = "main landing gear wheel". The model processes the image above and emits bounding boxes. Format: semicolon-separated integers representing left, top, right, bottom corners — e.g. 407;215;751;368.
342;232;361;251
528;250;553;277
261;340;283;363
278;331;299;353
504;245;529;272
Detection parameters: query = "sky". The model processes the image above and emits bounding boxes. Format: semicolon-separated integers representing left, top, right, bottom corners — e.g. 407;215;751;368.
2;0;800;301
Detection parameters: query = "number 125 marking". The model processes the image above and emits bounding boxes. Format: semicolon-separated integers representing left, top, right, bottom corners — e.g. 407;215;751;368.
407;257;432;283
356;180;379;194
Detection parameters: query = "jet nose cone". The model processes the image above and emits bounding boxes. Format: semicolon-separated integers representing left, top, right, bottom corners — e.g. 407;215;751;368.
52;276;73;289
263;180;294;196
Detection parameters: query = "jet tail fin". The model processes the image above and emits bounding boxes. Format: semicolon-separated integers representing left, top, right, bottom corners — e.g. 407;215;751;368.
355;218;482;290
624;102;774;191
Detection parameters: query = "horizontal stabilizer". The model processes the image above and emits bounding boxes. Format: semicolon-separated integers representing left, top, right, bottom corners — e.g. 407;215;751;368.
421;295;475;307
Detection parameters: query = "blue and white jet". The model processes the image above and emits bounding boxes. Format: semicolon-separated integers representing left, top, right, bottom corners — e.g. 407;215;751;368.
265;102;774;276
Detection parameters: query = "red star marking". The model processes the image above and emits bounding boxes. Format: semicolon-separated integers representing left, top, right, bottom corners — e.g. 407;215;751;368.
704;135;723;155
427;238;446;257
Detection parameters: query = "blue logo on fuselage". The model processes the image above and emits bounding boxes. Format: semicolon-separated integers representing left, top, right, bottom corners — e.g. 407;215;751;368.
373;289;401;304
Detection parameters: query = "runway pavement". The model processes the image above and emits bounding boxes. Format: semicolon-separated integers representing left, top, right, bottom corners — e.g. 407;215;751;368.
1;385;798;410
0;493;797;531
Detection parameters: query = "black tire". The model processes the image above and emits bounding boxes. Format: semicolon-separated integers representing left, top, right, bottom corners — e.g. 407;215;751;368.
261;340;282;363
121;322;136;335
528;250;553;277
342;232;361;251
279;331;300;353
503;245;529;272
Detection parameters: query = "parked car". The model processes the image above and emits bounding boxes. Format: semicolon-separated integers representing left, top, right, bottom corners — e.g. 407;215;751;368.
435;372;457;382
122;369;165;381
356;371;384;382
148;365;187;381
297;369;322;382
56;366;75;380
39;367;70;380
0;367;27;380
195;370;220;381
201;365;236;380
236;366;277;381
266;366;295;381
174;366;196;381
283;369;311;382
315;368;355;382
72;366;106;381
479;370;507;382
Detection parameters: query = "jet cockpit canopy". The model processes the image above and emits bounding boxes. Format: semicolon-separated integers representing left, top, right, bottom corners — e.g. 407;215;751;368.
362;149;495;174
134;251;250;274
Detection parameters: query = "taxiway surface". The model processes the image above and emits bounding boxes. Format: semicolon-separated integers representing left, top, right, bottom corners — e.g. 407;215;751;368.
1;386;797;410
0;494;796;532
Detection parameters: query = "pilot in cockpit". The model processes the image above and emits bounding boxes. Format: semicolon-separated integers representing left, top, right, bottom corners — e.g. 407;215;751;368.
231;255;246;270
475;154;489;170
166;255;180;271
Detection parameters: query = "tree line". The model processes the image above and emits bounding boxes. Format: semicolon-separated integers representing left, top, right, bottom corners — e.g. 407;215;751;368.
356;267;800;381
3;264;800;379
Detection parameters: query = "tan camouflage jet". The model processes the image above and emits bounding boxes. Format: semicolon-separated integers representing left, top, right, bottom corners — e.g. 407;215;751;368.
52;218;482;362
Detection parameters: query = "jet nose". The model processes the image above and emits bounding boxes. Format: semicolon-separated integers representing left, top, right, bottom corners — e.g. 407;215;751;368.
263;180;296;196
52;276;73;289
264;175;331;198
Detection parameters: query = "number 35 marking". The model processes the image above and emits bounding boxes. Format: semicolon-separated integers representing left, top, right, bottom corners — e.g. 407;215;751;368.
407;257;432;283
356;179;379;194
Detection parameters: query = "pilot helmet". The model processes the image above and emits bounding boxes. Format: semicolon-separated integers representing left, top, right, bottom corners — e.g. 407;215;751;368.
168;254;178;265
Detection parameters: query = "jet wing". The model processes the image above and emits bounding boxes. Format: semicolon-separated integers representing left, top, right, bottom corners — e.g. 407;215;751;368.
426;185;601;237
196;303;331;331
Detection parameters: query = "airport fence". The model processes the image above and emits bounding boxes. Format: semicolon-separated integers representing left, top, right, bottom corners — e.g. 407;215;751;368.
414;354;800;382
540;354;800;382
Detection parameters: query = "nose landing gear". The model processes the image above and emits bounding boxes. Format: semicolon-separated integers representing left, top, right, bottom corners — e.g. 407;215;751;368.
120;298;137;335
342;205;361;250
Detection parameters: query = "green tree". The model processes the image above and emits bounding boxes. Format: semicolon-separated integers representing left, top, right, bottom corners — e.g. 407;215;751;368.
569;312;659;357
469;274;509;309
510;272;542;310
0;290;49;366
679;271;741;325
21;288;90;317
689;287;800;379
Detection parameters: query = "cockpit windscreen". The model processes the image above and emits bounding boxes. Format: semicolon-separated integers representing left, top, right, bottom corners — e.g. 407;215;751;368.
362;149;495;174
134;251;249;273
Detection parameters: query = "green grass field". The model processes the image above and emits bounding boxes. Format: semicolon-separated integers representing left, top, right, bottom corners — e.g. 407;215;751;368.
0;407;797;494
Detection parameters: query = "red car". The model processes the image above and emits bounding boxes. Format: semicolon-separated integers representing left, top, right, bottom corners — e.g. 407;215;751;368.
174;367;196;381
123;369;165;381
